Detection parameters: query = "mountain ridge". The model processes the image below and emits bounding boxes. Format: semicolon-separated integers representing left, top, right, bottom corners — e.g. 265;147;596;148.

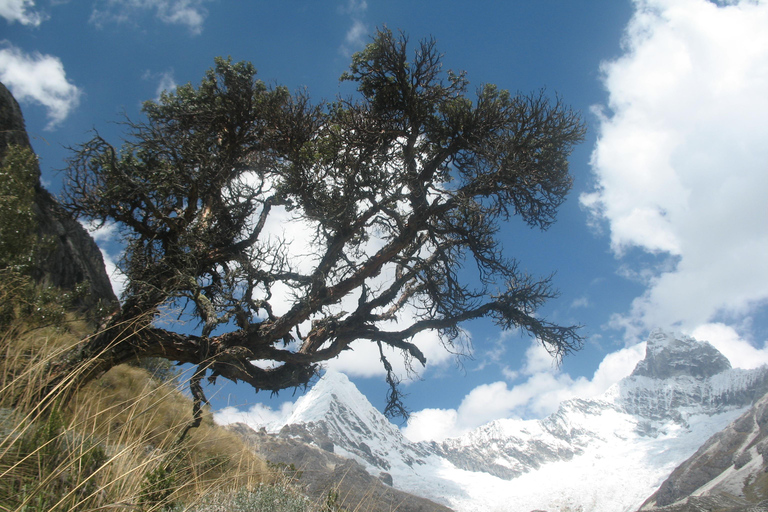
229;330;768;512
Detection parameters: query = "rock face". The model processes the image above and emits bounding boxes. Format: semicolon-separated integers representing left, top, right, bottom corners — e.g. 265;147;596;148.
616;332;768;423
278;371;434;476
0;83;35;158
638;385;768;511
233;330;768;512
0;82;117;309
632;330;732;380
227;422;454;512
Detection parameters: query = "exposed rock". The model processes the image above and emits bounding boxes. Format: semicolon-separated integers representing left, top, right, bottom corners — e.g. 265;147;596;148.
0;82;117;310
639;496;768;511
227;422;453;512
0;83;35;160
633;330;732;380
639;388;768;511
256;334;768;512
31;188;118;308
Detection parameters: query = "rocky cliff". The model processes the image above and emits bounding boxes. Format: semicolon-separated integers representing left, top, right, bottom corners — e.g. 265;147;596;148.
0;82;117;309
638;385;768;511
228;422;454;512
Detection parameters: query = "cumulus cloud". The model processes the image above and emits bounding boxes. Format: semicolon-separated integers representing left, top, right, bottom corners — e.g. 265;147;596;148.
214;401;297;429
0;0;46;25
143;68;177;101
250;192;462;382
82;220;127;298
90;0;209;35
0;43;81;129
402;340;647;442
325;326;460;380
582;0;768;334
691;323;768;369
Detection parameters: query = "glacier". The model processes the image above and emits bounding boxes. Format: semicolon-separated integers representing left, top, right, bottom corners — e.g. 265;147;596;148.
238;330;768;512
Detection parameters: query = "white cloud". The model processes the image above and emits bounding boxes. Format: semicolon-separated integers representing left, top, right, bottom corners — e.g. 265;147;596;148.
691;323;768;369
214;401;297;430
338;0;368;56
400;408;459;443
0;43;81;129
402;340;647;442
155;70;176;96
82;220;127;298
143;69;177;101
99;248;127;298
570;296;591;309
252;191;461;382
521;341;558;375
338;0;367;15
0;0;45;25
343;19;368;52
325;318;460;379
582;0;768;333
90;0;208;35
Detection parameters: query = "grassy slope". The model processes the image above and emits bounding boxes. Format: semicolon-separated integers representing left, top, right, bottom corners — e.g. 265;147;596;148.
0;304;277;512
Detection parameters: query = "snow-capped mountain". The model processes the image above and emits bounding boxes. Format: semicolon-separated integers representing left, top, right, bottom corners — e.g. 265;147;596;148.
257;330;768;512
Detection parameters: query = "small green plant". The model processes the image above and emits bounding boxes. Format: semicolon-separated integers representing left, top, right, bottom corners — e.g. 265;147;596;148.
267;460;304;481
184;485;314;512
321;489;348;512
139;463;178;511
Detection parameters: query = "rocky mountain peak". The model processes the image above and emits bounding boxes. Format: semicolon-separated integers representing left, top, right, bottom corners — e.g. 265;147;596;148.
0;82;117;310
279;370;432;475
285;370;372;425
239;330;768;512
631;329;732;380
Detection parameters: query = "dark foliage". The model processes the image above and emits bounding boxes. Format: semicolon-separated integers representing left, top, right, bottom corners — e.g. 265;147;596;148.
56;29;586;418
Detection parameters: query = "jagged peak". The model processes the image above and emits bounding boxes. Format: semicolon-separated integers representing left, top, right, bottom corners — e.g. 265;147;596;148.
284;370;376;425
630;329;732;380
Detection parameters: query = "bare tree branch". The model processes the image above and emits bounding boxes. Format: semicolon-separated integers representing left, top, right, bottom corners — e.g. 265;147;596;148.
52;30;586;420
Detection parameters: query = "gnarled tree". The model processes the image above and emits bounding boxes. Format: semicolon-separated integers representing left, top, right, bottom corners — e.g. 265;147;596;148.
54;29;586;421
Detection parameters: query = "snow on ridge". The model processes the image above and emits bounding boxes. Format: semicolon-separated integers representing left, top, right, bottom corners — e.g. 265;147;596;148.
646;328;690;352
265;331;768;512
285;370;374;425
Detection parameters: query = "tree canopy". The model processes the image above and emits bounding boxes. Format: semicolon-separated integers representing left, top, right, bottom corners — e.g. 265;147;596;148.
59;29;586;420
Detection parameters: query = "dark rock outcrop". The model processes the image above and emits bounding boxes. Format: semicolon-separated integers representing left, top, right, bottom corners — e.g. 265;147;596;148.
639;388;768;511
227;422;454;512
632;330;732;380
0;82;117;309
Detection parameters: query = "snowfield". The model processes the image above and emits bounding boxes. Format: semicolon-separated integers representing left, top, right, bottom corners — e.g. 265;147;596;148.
241;331;768;512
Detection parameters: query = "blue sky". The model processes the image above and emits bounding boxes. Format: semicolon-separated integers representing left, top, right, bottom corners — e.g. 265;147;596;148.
3;0;768;441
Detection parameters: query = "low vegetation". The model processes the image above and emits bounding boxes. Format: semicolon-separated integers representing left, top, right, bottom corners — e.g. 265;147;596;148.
0;293;363;511
0;145;352;511
0;299;274;511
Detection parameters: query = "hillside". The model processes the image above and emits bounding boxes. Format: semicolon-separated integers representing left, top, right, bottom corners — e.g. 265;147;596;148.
0;81;332;512
638;388;768;511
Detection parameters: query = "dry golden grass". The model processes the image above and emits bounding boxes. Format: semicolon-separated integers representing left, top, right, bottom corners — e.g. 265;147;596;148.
0;278;386;512
0;308;273;512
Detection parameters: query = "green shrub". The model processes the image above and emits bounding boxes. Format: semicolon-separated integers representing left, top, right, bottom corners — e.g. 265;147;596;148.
184;485;314;512
0;144;38;272
0;406;108;511
140;464;178;511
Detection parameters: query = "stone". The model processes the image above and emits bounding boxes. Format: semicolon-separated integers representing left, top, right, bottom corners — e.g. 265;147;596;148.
0;82;118;310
